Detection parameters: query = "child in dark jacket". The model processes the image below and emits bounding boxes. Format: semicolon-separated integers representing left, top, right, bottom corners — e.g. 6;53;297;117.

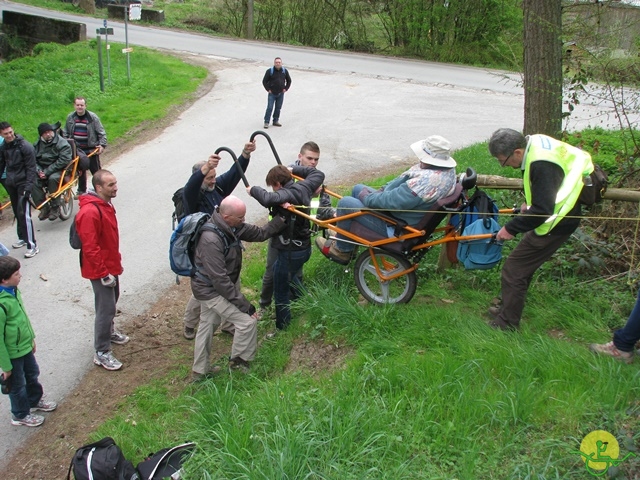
0;256;56;427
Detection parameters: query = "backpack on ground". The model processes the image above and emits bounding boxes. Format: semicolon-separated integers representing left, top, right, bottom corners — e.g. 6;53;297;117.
70;203;102;250
67;437;139;480
578;163;608;206
169;212;233;284
452;188;503;270
136;442;195;480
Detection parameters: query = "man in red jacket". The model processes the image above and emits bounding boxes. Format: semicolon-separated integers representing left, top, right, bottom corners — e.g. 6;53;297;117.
75;170;128;371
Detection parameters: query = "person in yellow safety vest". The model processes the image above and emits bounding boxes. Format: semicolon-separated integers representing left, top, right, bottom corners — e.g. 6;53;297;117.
256;142;335;321
487;128;594;331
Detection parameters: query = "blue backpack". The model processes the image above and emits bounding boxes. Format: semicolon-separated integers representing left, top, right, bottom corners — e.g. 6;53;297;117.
452;189;503;270
169;212;231;284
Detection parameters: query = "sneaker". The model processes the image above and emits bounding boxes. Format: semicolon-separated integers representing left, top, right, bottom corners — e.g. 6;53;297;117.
184;326;196;340
37;207;51;221
589;341;634;364
272;121;282;127
191;366;222;382
24;247;39;258
229;357;250;373
93;351;123;371
11;413;44;427
31;399;57;412
315;237;351;265
12;240;26;249
110;331;130;345
263;123;269;129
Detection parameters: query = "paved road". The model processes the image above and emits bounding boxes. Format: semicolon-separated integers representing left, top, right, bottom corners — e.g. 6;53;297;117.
0;0;613;466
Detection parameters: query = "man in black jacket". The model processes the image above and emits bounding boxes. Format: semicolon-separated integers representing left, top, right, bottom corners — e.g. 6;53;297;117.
0;122;38;258
248;165;324;332
262;57;292;129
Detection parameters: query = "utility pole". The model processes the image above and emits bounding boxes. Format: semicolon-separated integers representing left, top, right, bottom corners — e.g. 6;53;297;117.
246;0;254;40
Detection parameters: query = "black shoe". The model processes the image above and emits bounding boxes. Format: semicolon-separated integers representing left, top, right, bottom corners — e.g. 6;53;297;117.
272;121;282;127
229;357;250;373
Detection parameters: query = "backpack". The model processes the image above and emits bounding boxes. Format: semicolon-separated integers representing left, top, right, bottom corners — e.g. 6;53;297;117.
171;187;186;228
67;437;139;480
70;203;102;250
136;442;195;480
169;212;233;283
578;164;608;206
270;65;287;76
452;189;503;270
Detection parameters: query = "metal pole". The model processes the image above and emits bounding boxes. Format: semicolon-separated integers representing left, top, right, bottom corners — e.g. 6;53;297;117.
96;35;105;92
246;0;254;40
104;19;112;84
124;5;131;82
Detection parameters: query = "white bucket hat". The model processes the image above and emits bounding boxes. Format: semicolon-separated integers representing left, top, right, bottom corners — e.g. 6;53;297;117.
410;135;456;168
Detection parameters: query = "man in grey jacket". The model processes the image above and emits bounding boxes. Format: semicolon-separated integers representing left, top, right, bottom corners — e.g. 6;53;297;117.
64;96;107;194
190;195;285;380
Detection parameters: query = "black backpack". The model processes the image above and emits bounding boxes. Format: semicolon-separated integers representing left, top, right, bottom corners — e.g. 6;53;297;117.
69;203;103;250
67;437;139;480
136;442;195;480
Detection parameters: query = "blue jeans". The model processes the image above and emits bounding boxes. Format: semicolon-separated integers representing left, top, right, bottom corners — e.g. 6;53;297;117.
273;247;311;330
264;92;284;124
613;289;640;352
260;240;303;309
8;351;43;419
335;184;387;252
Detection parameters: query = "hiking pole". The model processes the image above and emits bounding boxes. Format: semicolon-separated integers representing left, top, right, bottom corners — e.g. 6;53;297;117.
215;147;249;187
249;130;283;165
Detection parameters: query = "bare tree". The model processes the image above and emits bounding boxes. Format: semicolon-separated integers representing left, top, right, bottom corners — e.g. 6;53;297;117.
523;0;563;137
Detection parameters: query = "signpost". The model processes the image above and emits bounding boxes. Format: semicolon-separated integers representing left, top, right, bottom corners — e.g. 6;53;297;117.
124;3;142;82
95;26;114;92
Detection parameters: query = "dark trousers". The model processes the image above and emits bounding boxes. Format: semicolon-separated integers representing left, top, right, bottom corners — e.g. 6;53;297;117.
77;154;101;193
497;229;575;327
613;289;640;352
6;184;36;248
90;276;119;352
8;351;43;419
273;247;311;330
31;171;64;208
264;93;284;124
260;240;303;309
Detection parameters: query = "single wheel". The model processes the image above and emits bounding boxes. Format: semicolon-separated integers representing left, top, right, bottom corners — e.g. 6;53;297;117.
354;249;417;304
58;190;74;221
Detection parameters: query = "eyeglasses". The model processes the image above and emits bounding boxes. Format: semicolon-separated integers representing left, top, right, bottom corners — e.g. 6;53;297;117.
500;152;513;167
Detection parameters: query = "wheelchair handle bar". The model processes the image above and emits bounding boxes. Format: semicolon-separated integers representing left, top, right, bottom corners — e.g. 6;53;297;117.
249;130;283;165
214;146;249;188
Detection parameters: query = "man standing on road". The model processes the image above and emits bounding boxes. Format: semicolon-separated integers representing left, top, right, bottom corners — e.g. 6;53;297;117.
262;57;291;129
487;128;593;331
190;195;285;381
64;96;107;194
0;122;39;258
181;141;256;341
32;122;72;221
75;169;129;371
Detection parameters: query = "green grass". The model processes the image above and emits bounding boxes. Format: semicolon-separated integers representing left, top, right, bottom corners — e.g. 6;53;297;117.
0;41;207;143
88;138;640;479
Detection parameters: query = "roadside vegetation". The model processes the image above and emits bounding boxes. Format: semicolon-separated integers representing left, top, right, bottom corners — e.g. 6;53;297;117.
93;140;640;478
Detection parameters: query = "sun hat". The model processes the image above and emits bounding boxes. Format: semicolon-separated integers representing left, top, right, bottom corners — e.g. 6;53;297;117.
410;135;456;168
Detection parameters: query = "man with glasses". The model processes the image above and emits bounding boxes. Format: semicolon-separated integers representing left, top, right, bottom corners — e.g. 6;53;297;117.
487;128;593;331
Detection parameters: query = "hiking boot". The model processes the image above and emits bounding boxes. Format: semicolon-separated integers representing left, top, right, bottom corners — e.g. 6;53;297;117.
229;357;250;373
12;240;26;249
11;413;44;427
487;306;501;318
38;206;51;221
184;326;196;340
24;247;39;258
31;399;57;412
191;366;222;382
589;341;634;364
488;318;518;332
93;351;123;371
272;121;282;127
110;331;130;345
315;237;351;265
263;122;269;129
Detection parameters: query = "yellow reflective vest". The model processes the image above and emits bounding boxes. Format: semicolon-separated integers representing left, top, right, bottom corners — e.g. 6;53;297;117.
523;135;593;235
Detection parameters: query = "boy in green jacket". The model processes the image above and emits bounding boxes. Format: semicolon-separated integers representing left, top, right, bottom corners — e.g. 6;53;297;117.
0;256;56;427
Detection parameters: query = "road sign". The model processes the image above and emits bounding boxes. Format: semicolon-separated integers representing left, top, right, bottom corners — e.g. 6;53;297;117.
129;3;142;21
103;19;107;28
96;28;114;35
122;47;134;53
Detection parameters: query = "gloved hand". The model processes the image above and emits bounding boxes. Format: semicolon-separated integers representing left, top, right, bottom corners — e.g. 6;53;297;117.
247;304;256;316
319;191;332;208
357;187;374;203
100;274;117;288
22;186;32;197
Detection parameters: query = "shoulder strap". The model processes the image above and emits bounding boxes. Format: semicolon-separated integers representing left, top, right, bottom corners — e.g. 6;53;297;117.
201;223;231;256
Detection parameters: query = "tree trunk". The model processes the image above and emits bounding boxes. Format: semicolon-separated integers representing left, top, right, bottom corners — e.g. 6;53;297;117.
522;0;563;138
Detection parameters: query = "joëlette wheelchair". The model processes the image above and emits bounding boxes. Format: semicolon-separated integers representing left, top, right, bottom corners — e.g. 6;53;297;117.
223;131;508;305
30;139;97;221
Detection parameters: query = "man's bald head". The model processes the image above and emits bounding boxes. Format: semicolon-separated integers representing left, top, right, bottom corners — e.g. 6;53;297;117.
219;195;246;227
